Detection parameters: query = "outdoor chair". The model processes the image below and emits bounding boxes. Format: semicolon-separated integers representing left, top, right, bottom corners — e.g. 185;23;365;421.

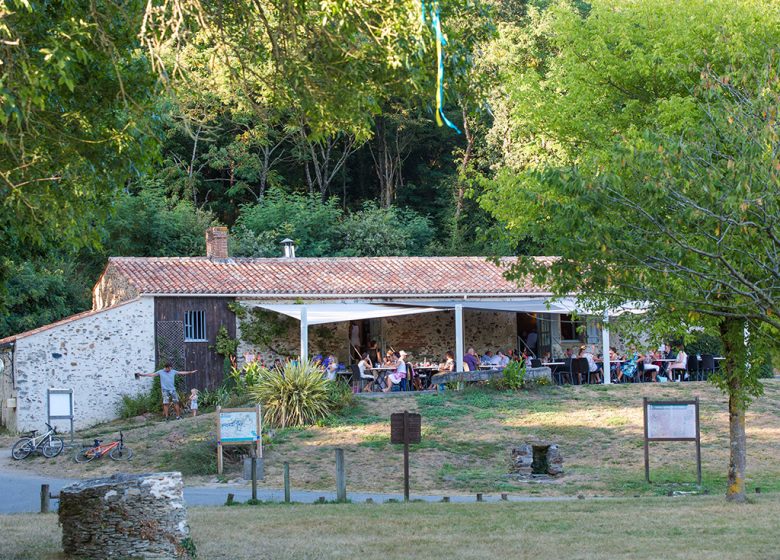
670;356;688;382
687;358;702;382
352;364;374;392
633;362;645;383
531;358;542;368
571;358;589;385
552;358;571;385
700;354;716;380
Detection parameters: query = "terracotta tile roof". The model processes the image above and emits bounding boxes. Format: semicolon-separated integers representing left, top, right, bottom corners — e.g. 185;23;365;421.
106;256;553;297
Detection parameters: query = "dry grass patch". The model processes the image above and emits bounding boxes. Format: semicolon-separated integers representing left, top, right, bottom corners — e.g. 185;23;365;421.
3;380;779;497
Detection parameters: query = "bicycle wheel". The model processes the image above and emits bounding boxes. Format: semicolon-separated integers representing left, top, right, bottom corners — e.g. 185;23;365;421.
42;437;65;458
109;445;133;461
74;447;96;463
11;437;34;460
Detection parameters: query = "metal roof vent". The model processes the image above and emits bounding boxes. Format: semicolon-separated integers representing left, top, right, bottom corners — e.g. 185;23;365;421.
281;238;296;259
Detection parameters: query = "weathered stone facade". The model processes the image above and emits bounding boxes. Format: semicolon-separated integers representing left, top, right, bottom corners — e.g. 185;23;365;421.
383;309;517;362
59;472;193;560
93;262;141;311
8;298;155;432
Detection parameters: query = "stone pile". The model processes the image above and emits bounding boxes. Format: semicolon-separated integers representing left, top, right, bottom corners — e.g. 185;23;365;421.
511;442;564;478
59;472;194;559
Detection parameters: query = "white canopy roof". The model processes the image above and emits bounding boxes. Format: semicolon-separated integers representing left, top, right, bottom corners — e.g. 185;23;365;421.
255;303;443;325
255;298;645;325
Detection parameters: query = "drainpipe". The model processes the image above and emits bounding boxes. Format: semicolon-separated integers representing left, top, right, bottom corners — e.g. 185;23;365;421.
602;310;611;385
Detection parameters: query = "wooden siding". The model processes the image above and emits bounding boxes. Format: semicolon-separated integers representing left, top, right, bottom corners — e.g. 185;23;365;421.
154;297;236;390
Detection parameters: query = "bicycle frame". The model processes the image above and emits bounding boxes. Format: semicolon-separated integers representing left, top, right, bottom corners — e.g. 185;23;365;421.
26;424;57;450
83;432;124;459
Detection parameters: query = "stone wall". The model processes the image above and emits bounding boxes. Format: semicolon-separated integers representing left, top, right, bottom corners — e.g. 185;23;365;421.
383;309;517;362
60;472;193;560
12;298;155;432
0;349;14;431
235;300;349;366
93;262;140;310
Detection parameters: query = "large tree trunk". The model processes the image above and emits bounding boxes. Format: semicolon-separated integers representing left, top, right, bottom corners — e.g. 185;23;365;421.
721;317;747;502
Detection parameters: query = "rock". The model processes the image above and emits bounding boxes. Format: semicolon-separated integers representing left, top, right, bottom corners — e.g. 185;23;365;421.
59;472;193;559
510;442;564;478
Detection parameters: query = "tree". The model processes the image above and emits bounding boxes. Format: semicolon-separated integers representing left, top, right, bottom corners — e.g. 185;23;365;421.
482;0;780;502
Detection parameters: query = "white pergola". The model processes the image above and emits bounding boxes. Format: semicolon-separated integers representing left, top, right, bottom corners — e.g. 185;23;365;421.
253;298;646;385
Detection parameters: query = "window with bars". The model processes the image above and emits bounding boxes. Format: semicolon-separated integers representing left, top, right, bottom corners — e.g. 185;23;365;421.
184;310;207;342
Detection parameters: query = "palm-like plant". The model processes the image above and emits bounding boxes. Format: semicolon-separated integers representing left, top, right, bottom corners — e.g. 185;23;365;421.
249;360;331;428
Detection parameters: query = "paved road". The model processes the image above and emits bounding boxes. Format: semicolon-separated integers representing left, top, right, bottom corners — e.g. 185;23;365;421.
0;449;576;514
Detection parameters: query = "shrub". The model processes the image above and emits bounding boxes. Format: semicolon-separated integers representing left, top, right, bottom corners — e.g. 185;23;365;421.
503;361;526;390
118;376;170;418
198;385;232;410
249;361;331;428
325;379;354;412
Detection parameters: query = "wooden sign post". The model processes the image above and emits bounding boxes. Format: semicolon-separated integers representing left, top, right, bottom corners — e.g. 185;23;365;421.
390;411;421;502
643;397;701;485
216;404;262;475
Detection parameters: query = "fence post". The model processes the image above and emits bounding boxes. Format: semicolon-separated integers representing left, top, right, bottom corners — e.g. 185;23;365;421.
40;484;50;514
335;448;346;503
283;462;291;503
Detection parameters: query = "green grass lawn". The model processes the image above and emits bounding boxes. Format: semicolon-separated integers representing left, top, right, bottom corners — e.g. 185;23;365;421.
4;380;780;498
2;495;779;559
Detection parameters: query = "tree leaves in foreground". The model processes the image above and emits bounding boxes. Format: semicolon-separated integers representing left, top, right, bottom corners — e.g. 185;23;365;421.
482;0;780;502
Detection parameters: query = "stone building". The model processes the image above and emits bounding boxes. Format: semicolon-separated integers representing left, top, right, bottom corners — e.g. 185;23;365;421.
0;228;615;433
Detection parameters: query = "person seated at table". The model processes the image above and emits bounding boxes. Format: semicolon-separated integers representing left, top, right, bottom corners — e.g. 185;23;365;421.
541;351;552;363
358;352;376;392
325;354;338;381
608;347;622;382
481;350;498;366
496;350;510;368
564;348;574;360
669;344;688;381
384;350;408;392
383;350;398;367
617;347;639;383
579;345;602;383
463;347;479;372
439;351;455;373
641;351;660;382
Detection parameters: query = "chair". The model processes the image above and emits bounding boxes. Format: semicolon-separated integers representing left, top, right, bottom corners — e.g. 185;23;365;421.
553;358;572;385
634;362;645;383
700;354;716;380
531;358;542;368
571;358;589;385
406;363;419;391
687;358;701;381
352;364;374;392
671;354;688;382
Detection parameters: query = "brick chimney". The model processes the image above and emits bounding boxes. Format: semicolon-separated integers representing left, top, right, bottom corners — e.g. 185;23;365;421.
205;227;229;260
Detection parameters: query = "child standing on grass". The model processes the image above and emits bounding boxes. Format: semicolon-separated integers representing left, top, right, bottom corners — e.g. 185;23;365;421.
189;388;199;417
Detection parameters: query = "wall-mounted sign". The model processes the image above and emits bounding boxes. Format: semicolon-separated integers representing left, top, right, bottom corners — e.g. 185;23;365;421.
47;388;74;443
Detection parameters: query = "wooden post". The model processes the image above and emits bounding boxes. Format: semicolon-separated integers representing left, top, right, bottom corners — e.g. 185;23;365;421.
256;403;262;459
476;493;483;502
403;411;410;502
335;448;346;503
501;493;508;501
216;405;223;475
442;496;450;502
251;451;258;502
226;493;234;506
40;484;50;514
695;397;702;486
283;462;291;503
643;397;650;483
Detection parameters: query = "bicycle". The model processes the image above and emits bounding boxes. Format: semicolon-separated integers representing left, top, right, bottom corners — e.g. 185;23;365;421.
73;431;133;463
12;423;65;460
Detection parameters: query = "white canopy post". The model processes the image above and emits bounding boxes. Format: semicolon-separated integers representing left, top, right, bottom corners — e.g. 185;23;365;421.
455;304;464;372
602;310;611;385
300;306;308;362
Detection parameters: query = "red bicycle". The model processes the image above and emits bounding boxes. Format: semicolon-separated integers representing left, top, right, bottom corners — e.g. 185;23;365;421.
73;431;133;463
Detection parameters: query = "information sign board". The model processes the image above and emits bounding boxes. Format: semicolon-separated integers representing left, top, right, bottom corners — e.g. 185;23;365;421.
643;398;701;484
646;403;697;440
216;405;262;475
